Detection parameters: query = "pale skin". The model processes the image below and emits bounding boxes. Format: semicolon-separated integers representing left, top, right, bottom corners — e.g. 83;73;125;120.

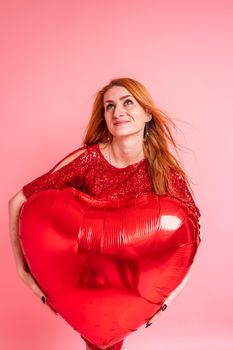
8;86;191;350
100;86;152;167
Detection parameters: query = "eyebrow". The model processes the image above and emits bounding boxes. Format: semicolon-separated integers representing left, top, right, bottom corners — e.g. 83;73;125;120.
104;94;133;104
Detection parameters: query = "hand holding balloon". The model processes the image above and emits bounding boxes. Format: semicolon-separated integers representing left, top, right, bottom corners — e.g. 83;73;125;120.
8;190;57;316
146;268;192;325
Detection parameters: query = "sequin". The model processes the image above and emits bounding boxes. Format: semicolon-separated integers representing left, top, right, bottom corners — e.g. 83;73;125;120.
170;169;201;219
22;143;201;219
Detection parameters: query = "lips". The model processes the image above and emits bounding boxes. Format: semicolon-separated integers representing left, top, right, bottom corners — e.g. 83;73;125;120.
113;120;130;126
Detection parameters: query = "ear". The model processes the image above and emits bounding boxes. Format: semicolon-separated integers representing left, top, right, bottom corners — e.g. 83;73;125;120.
145;109;152;122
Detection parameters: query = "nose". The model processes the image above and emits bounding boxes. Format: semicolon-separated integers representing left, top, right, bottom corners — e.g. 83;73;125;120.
113;103;125;119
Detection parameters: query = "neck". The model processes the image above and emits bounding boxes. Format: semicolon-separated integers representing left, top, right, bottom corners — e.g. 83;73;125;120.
109;136;144;167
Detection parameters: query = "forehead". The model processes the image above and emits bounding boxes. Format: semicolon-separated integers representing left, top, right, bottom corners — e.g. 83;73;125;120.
103;86;132;103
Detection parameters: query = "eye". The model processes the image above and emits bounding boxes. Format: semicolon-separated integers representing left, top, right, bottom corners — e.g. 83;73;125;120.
105;99;133;111
124;99;133;106
105;103;114;111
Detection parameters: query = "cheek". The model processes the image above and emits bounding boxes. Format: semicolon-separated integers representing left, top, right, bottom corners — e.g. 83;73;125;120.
129;106;146;119
104;115;112;129
133;111;147;125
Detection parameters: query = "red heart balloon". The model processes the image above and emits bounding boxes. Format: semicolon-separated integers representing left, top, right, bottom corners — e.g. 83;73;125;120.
19;188;200;348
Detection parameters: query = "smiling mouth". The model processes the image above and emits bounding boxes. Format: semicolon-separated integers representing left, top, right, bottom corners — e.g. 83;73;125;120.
113;121;130;126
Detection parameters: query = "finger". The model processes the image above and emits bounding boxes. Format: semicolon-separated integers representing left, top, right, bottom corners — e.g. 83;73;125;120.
146;304;167;325
24;273;58;315
24;272;44;298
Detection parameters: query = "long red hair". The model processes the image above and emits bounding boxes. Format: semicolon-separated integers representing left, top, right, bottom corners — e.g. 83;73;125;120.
82;77;195;197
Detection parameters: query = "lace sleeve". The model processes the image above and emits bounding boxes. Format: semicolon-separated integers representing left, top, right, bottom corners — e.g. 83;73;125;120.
170;170;201;220
22;145;87;199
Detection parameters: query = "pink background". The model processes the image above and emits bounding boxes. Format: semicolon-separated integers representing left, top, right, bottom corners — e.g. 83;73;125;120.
1;0;232;349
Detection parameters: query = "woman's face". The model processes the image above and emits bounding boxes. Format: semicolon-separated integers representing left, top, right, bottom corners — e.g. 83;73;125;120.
103;86;151;139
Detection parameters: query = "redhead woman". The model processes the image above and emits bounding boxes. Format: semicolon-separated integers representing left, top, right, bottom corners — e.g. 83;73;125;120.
8;78;201;350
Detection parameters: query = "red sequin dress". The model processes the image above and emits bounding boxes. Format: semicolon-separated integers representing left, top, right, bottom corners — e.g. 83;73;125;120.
22;142;201;350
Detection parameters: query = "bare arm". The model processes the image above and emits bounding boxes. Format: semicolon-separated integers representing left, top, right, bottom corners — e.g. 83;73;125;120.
8;190;57;315
8;148;87;316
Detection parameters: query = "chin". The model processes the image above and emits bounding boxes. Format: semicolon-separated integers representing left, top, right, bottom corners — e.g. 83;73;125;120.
110;129;139;138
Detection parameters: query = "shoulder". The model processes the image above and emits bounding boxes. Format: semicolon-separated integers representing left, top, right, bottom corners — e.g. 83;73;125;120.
169;168;201;218
50;144;98;174
169;168;187;185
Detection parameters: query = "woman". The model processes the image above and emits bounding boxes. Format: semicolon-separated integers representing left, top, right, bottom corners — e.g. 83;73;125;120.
8;77;201;350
